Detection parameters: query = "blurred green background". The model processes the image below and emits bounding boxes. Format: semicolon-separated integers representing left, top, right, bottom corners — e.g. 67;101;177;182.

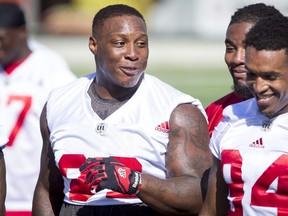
23;0;287;108
26;0;247;108
67;42;231;108
146;65;231;108
35;35;231;108
18;0;288;105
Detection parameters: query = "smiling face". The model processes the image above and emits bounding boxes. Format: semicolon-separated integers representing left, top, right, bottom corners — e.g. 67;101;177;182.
225;22;254;99
246;47;288;118
89;15;148;98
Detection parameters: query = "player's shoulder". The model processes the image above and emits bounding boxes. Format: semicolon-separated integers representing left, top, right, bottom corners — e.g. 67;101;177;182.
223;98;257;122
145;74;177;89
51;73;93;93
206;92;243;110
144;74;207;120
144;74;192;98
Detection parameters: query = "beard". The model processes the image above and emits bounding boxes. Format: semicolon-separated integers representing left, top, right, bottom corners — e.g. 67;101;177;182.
233;82;253;100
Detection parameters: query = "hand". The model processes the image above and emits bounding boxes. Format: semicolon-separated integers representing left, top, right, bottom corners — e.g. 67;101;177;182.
79;157;142;195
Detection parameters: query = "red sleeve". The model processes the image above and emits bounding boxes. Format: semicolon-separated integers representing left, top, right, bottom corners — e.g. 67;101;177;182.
205;92;244;137
205;102;225;137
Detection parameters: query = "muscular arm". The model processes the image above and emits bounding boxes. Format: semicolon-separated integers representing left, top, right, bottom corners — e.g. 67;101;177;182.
138;103;212;215
32;104;64;216
0;151;6;215
199;156;229;216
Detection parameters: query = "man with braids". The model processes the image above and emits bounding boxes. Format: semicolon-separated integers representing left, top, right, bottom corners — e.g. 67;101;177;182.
200;14;288;215
205;3;283;137
32;4;212;216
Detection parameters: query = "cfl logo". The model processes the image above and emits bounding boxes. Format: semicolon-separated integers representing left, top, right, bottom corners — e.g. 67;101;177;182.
261;120;272;131
95;123;108;134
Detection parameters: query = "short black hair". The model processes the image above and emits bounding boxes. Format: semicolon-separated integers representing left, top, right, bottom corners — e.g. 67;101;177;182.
92;4;145;37
0;2;26;28
245;15;288;52
229;3;282;26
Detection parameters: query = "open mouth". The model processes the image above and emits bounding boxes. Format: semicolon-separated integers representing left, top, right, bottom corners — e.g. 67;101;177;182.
256;94;273;105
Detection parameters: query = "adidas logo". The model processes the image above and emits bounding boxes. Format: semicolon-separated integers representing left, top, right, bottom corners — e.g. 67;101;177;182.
249;137;264;148
155;121;169;133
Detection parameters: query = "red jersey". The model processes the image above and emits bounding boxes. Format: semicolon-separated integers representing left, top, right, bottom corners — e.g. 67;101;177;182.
205;92;244;137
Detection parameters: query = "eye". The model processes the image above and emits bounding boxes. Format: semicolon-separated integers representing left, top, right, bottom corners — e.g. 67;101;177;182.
225;44;236;53
136;41;147;48
265;74;279;81
112;41;125;48
246;71;256;80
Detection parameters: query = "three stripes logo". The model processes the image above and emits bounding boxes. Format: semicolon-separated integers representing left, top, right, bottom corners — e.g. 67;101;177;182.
249;137;264;148
155;121;169;133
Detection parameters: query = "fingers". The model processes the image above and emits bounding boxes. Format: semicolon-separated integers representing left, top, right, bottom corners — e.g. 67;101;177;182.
79;157;101;172
85;165;107;184
79;157;128;193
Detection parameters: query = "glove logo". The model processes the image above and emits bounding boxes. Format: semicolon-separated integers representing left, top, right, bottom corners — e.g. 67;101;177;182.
117;167;127;178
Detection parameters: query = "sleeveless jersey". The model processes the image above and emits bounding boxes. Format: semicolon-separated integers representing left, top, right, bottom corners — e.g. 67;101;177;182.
46;73;206;206
210;98;288;215
0;43;76;214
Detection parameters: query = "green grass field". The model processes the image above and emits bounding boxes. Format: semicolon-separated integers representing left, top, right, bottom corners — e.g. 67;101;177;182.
72;63;232;108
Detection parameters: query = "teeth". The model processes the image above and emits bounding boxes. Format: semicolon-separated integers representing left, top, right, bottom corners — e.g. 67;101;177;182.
258;95;271;100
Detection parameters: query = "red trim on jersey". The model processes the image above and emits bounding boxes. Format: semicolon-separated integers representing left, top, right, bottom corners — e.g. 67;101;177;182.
205;92;245;137
4;54;31;75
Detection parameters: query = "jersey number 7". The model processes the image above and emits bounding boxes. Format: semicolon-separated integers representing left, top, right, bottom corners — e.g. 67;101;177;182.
6;95;32;147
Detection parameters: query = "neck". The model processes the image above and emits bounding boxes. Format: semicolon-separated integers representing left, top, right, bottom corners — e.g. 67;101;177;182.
93;74;143;100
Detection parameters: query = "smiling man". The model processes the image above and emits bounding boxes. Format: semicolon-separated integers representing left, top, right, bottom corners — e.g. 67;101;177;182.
32;4;212;216
200;15;288;216
205;3;283;137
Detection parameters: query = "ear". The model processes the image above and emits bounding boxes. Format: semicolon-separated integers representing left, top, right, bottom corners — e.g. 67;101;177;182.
89;36;97;54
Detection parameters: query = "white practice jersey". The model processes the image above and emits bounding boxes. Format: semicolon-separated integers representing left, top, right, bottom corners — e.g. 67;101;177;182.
0;42;76;212
210;98;288;216
46;73;206;206
0;125;8;148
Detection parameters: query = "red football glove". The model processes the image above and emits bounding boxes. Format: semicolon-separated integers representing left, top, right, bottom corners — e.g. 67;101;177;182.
79;157;142;195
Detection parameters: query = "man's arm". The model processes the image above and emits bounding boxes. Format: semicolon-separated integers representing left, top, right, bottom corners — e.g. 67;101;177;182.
32;104;64;216
199;156;229;216
0;151;6;215
138;103;212;215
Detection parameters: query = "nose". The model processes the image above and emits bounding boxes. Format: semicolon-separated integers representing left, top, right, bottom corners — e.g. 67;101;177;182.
252;77;269;93
125;44;139;61
232;48;245;65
